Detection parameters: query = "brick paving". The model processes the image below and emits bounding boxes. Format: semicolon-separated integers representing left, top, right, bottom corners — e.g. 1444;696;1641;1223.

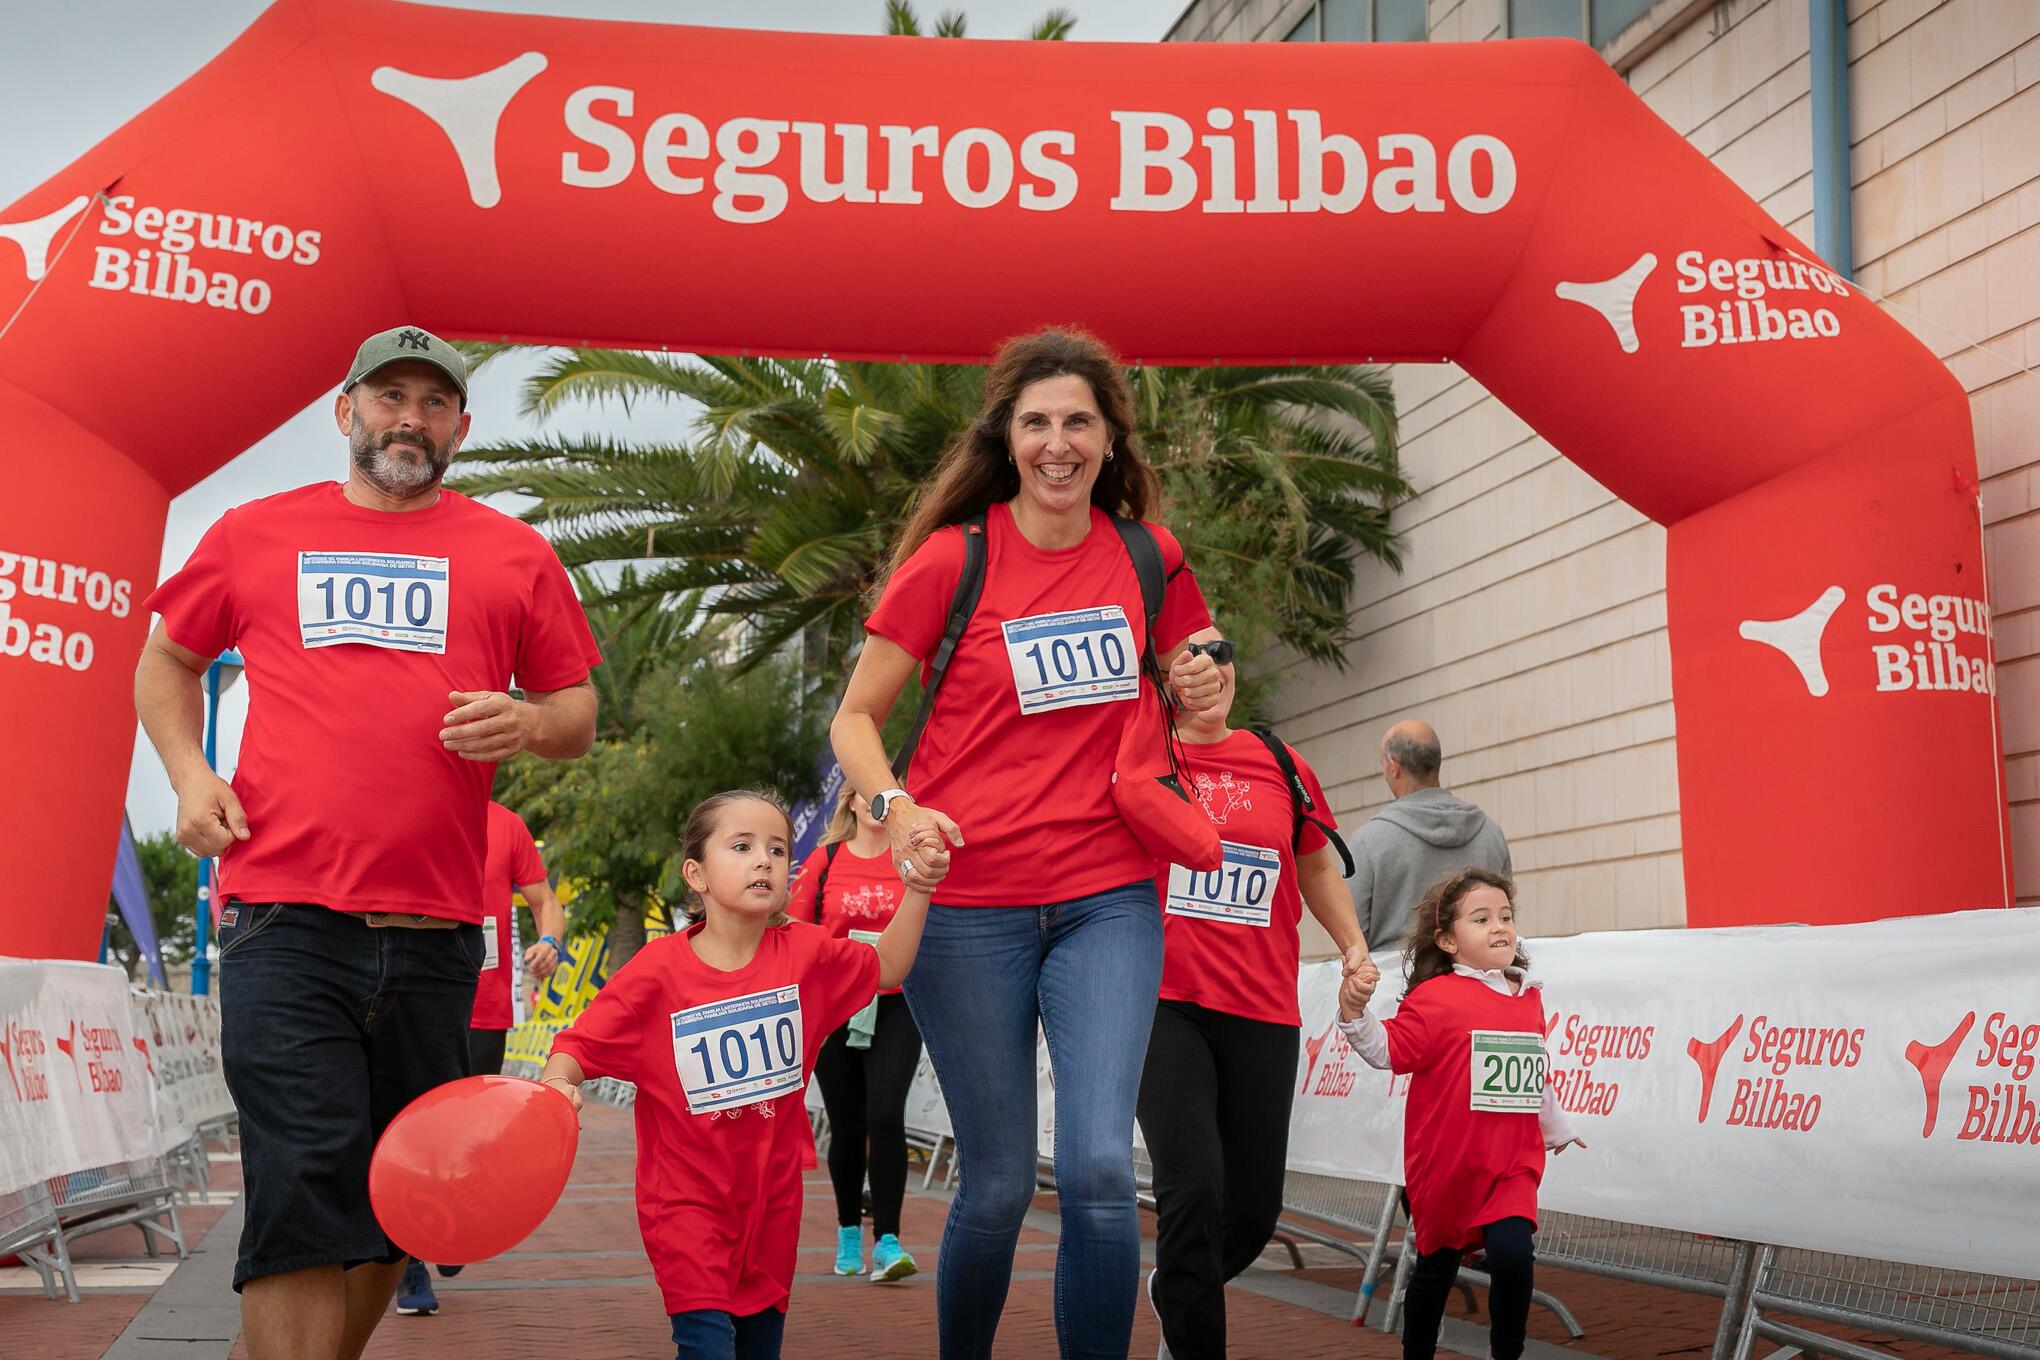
0;1102;1976;1360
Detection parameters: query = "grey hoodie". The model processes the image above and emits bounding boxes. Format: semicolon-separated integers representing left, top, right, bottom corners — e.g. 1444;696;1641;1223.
1345;786;1513;950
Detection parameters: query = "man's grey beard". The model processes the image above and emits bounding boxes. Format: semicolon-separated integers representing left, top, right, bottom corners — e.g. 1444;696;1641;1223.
350;415;453;497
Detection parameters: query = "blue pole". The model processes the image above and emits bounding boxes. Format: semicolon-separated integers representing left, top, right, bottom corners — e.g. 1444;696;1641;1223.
1809;0;1853;280
191;657;224;995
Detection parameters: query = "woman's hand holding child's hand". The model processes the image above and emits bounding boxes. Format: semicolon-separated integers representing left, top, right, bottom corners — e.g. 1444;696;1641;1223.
902;837;951;889
1338;955;1381;1021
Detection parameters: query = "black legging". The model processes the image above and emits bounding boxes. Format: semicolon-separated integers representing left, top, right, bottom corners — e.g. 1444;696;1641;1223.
1400;1216;1536;1360
812;993;923;1239
1135;998;1300;1360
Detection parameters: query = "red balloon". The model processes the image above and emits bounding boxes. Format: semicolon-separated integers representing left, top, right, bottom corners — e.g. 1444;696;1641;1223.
368;1075;578;1264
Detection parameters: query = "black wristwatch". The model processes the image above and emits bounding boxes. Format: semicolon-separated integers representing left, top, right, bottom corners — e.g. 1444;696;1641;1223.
869;787;911;822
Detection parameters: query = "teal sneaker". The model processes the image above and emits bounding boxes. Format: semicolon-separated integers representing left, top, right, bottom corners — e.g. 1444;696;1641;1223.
870;1234;918;1283
833;1225;864;1276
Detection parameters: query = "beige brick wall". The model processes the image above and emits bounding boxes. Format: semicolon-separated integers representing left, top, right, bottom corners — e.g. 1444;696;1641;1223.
1166;0;2040;954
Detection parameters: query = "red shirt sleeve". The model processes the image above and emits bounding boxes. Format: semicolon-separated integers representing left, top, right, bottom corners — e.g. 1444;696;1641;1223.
1293;745;1337;857
787;847;828;924
143;514;239;659
1382;980;1441;1076
551;951;662;1083
865;527;967;663
516;551;604;692
1145;523;1212;653
806;933;883;1037
511;827;546;888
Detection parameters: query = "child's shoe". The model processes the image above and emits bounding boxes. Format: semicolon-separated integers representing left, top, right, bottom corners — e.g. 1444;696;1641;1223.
395;1259;438;1315
870;1234;917;1283
833;1225;865;1276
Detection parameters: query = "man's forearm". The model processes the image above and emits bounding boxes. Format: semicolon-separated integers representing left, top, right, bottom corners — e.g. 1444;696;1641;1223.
135;649;211;788
520;685;596;759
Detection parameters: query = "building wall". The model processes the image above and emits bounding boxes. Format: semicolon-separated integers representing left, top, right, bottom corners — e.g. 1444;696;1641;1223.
1165;0;2040;955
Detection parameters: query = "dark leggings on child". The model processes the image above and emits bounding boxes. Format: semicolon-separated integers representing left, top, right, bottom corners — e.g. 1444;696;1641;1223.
811;993;923;1239
670;1307;785;1360
1399;1216;1536;1360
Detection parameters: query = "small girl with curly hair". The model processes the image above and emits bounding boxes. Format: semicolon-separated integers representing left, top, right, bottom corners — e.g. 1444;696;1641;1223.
541;788;947;1360
1336;868;1582;1360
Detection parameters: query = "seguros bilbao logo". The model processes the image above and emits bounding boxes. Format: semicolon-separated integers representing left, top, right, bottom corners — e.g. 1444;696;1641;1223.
1557;248;1848;354
1908;1011;2040;1146
1738;582;1996;700
1686;1013;1861;1133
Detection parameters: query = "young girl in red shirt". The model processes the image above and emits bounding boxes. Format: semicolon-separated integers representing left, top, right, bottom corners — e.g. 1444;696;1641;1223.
1337;868;1583;1360
540;789;948;1360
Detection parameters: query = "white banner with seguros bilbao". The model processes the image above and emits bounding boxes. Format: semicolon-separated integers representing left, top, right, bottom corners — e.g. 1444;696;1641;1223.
1285;908;2040;1279
0;961;159;1196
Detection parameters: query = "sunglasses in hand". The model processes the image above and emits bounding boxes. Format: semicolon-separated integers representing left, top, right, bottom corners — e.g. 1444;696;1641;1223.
1186;639;1235;665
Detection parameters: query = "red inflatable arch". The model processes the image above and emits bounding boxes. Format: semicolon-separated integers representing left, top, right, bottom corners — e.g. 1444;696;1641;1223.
0;0;2011;961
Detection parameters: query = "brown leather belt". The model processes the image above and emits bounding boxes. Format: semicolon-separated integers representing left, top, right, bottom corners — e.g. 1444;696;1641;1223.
363;912;461;930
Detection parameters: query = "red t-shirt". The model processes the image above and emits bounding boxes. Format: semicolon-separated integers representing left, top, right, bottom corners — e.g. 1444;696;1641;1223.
1157;731;1336;1028
144;483;602;923
472;801;547;1031
1384;974;1550;1256
864;502;1211;906
551;921;879;1316
788;842;906;996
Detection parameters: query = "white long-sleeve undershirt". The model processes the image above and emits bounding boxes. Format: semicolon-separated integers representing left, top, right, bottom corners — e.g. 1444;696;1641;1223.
1338;963;1580;1149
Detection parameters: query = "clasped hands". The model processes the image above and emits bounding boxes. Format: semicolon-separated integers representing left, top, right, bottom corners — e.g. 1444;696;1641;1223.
1338;943;1381;1021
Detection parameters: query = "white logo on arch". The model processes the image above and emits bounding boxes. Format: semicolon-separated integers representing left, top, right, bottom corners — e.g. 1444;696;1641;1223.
1556;251;1657;354
0;195;90;282
1740;586;1845;697
370;52;548;209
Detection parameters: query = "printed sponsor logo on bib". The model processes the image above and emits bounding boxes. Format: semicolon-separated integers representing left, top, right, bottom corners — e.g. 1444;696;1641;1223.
297;551;450;653
481;915;500;971
671;984;804;1116
1165;841;1281;927
1001;605;1138;715
1470;1029;1547;1112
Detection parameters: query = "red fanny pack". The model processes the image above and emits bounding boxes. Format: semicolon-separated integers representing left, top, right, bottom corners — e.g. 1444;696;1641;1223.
1112;669;1222;872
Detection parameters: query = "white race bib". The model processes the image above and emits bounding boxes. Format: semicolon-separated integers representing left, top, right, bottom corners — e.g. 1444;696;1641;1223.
481;915;500;970
297;551;450;653
1165;842;1282;928
1001;606;1139;716
1469;1030;1547;1112
671;984;805;1116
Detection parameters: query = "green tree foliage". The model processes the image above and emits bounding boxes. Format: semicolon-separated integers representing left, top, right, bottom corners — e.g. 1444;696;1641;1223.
495;585;825;969
105;829;199;981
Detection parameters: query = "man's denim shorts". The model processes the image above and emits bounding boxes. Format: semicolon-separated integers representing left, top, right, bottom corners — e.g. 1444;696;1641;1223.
216;902;483;1290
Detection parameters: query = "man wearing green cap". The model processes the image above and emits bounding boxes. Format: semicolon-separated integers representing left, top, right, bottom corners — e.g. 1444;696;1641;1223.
134;324;603;1360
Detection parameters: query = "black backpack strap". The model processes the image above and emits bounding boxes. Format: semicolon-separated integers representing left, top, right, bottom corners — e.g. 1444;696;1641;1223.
891;513;987;780
1249;724;1357;877
1108;514;1166;673
806;841;844;921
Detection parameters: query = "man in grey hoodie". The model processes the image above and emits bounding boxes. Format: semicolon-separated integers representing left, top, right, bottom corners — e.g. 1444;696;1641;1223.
1346;720;1512;950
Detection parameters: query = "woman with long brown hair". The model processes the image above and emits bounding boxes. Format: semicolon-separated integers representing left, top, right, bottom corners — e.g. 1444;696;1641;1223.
830;327;1225;1359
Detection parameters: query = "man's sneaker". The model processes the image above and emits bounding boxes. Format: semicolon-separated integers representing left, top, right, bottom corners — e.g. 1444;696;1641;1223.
434;1264;464;1278
1148;1268;1172;1360
833;1225;865;1276
870;1234;918;1283
395;1259;438;1316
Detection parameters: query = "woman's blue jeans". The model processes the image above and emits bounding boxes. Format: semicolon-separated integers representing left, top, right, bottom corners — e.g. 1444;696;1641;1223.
902;879;1164;1360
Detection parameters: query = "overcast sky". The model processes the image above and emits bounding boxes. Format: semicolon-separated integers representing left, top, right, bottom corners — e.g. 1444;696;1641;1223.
0;0;1187;836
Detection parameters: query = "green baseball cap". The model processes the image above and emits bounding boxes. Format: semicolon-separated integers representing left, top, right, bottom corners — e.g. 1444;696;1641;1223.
342;325;469;407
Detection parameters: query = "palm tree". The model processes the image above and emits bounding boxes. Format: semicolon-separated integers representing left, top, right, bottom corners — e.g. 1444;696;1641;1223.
449;351;1405;685
885;1;1078;40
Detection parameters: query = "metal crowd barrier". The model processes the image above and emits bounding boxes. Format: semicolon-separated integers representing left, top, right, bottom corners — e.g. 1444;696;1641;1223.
48;1155;188;1260
1733;1247;2040;1360
0;1181;70;1301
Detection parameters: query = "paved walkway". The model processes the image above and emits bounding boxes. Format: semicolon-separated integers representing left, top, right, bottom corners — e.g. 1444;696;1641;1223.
0;1102;1966;1360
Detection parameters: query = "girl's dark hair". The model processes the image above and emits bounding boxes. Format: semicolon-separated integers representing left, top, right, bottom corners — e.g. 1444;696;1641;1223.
680;788;796;925
1401;867;1527;995
884;326;1161;580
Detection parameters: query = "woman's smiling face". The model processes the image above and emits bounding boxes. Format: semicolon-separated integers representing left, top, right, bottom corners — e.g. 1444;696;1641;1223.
1007;373;1110;520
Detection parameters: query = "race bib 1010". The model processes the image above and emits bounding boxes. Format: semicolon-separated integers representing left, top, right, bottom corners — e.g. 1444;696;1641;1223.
297;551;449;653
1165;841;1282;928
1469;1029;1547;1113
1001;606;1139;716
671;984;805;1116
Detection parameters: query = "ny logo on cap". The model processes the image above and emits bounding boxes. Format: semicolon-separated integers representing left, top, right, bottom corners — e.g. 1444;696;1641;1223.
396;329;431;351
